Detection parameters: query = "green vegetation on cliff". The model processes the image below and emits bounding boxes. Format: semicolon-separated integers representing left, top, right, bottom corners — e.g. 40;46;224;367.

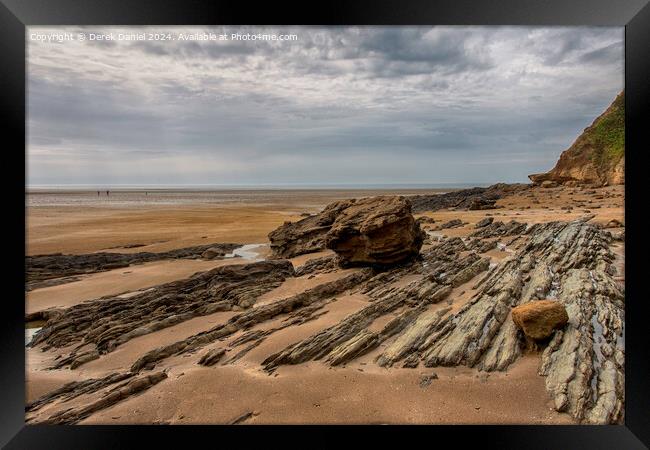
529;91;625;185
589;91;625;169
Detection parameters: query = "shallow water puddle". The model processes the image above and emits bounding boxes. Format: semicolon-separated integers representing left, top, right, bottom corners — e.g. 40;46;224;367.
25;327;42;346
225;243;268;261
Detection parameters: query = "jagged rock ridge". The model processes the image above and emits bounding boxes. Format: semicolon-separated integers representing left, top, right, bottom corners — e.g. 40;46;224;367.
409;183;530;213
30;259;295;369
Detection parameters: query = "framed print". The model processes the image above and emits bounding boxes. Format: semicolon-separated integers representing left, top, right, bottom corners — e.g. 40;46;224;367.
1;0;648;448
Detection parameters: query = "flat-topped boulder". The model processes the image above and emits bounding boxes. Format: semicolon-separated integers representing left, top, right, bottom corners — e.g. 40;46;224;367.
324;196;425;266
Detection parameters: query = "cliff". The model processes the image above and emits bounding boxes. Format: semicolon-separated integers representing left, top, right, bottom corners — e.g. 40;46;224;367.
529;91;624;186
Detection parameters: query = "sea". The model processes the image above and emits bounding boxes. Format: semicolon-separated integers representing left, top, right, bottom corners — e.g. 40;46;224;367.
26;183;487;208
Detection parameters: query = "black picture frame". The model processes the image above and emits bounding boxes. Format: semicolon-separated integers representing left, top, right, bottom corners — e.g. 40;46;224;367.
2;0;648;448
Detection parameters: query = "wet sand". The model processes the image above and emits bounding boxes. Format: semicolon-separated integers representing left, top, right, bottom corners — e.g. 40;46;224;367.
80;356;571;425
25;184;624;424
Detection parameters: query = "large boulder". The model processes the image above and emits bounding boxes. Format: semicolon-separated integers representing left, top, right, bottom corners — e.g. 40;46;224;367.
268;196;425;265
268;199;353;259
324;196;425;266
511;300;569;340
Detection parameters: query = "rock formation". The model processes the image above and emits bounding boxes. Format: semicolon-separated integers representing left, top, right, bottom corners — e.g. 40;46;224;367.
269;196;425;265
32;371;168;425
324;196;425;266
529;91;624;186
268;199;353;258
263;220;623;424
129;269;374;373
30;259;295;367
27;196;624;425
410;183;529;213
26;242;240;290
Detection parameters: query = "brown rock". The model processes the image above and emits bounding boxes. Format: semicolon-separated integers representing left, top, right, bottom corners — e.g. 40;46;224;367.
201;247;226;259
416;216;436;224
324;196;425;266
605;219;624;228
468;198;497;210
268;199;353;258
511;300;569;340
475;217;494;228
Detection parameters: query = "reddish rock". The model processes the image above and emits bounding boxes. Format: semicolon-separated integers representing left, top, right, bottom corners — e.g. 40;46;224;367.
511;300;569;340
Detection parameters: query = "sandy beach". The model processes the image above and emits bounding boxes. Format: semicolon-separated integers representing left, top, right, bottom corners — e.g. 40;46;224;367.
24;185;624;425
26;188;447;255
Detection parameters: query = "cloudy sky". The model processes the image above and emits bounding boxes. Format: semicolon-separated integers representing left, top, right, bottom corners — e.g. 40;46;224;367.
27;26;623;187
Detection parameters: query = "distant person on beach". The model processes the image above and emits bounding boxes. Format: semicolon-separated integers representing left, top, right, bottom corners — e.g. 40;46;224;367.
97;191;100;196
106;190;109;196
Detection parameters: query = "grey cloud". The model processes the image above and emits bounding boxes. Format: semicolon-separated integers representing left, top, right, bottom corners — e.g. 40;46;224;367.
579;41;623;64
26;26;623;186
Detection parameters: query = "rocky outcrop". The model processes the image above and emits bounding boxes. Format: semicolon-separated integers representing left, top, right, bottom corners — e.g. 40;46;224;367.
129;269;375;373
30;260;295;365
32;371;168;425
26;372;135;413
26;242;240;289
269;196;425;265
512;300;569;340
198;348;227;366
437;219;464;229
475;217;494;229
410;183;529;213
470;220;527;239
324;196;425;266
268;200;353;258
529;91;624;186
262;238;486;371
294;254;338;277
258;220;623;424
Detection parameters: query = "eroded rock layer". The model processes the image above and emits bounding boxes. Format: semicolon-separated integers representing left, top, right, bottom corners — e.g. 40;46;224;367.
26;242;240;289
410;183;529;213
260;220;624;424
30;260;295;367
31;371;168;425
129;269;375;372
